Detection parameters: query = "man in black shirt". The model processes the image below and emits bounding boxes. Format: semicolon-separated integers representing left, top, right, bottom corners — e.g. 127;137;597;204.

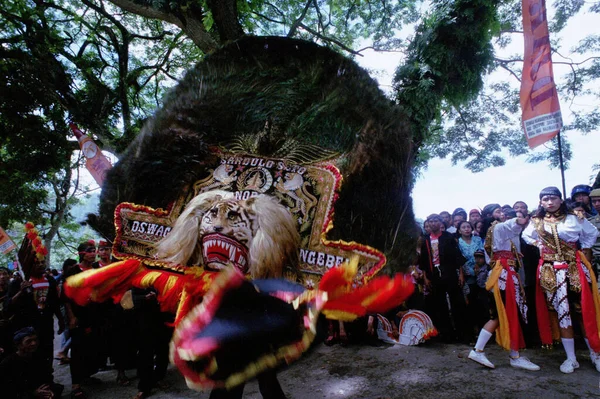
419;214;468;343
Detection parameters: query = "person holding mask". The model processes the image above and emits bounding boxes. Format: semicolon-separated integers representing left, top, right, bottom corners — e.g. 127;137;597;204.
523;187;600;373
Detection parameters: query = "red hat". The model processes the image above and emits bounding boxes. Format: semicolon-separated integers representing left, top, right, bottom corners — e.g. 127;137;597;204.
98;240;110;248
469;209;481;216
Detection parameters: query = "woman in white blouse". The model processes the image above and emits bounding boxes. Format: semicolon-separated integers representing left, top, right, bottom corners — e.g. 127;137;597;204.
522;186;600;374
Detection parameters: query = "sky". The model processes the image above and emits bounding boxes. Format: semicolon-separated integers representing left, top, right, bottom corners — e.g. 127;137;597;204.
355;4;600;220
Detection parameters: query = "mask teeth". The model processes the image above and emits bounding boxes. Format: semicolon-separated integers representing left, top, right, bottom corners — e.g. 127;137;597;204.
228;246;237;262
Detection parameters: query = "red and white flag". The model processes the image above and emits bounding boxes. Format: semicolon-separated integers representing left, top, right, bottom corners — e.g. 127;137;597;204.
70;123;112;186
520;0;563;148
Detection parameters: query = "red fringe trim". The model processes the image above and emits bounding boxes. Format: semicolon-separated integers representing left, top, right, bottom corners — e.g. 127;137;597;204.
535;258;553;346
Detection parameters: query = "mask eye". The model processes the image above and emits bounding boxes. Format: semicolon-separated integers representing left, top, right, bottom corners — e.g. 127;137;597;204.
227;211;240;220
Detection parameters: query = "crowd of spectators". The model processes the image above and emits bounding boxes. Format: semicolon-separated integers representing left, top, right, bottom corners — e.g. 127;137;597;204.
0;240;170;399
1;184;599;398
406;184;600;347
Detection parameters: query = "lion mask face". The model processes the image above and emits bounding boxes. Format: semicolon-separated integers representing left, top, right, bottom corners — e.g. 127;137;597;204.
155;190;300;279
199;199;256;274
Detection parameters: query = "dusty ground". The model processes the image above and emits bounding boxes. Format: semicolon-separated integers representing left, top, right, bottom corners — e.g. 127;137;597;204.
53;339;600;399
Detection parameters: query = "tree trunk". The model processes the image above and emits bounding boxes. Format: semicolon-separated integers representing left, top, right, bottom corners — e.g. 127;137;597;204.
206;0;244;42
44;165;73;268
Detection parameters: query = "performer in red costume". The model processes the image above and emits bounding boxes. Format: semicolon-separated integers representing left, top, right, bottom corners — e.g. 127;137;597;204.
523;187;600;374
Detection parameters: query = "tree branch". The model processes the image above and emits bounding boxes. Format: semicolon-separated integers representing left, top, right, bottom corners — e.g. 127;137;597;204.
288;0;312;37
250;11;284;25
298;23;362;56
106;0;218;52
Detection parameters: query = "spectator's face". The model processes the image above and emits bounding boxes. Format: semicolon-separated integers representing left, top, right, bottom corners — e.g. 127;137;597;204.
98;246;111;260
475;221;483;234
440;212;451;226
574;193;589;205
428;218;442;233
540;195;562;213
469;213;481;223
573;206;585;214
82;246;97;263
474;256;486;266
459;222;472;237
492;208;504;221
18;334;39;356
452;215;464;228
513;202;528;215
31;259;46;277
423;221;431;234
592;196;600;213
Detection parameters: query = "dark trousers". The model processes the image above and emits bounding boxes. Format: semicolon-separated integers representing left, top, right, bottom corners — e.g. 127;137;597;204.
427;281;469;342
467;283;491;333
137;309;173;392
523;284;540;347
35;316;55;377
209;370;286;399
69;326;99;385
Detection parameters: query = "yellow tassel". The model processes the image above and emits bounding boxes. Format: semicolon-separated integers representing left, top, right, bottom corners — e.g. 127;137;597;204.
486;260;511;351
341;255;359;282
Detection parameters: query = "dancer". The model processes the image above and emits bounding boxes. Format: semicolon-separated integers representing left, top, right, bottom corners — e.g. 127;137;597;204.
468;204;540;371
522;187;600;373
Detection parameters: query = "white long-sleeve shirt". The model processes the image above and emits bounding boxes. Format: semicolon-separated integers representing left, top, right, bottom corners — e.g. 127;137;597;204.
522;214;599;249
490;218;523;253
485;218;523;264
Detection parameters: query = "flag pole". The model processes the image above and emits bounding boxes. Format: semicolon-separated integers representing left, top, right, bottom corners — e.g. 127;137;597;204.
557;131;567;198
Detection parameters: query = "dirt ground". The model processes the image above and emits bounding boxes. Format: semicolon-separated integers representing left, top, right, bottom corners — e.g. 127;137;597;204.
52;338;600;399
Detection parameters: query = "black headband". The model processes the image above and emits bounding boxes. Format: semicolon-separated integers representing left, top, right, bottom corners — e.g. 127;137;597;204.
539;186;562;199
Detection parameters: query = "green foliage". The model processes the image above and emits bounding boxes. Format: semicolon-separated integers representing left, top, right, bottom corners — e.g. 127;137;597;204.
394;0;499;154
0;0;202;229
549;0;585;32
396;0;600;173
242;0;421;52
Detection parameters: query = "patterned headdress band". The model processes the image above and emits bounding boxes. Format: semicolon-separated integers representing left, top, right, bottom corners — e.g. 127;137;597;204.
539;186;562;199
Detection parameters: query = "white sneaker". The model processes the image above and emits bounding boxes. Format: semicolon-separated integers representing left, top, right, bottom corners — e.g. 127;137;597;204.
560;358;580;374
468;349;495;369
509;356;540;371
590;352;600;372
